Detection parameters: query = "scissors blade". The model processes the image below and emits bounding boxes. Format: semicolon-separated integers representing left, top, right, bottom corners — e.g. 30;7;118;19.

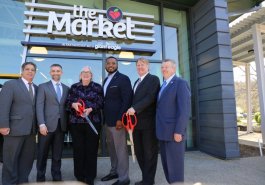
84;116;98;135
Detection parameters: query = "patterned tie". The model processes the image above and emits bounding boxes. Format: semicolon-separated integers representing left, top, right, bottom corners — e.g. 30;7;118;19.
28;82;34;101
134;78;141;93
158;81;167;99
56;83;62;102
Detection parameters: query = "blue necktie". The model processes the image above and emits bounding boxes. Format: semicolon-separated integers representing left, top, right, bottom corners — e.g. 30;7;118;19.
158;81;167;99
56;83;61;102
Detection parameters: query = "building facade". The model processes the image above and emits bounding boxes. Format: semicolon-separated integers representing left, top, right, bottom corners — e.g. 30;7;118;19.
0;0;239;159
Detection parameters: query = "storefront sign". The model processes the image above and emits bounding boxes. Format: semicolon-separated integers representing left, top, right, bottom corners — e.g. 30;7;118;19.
21;41;156;54
23;2;155;42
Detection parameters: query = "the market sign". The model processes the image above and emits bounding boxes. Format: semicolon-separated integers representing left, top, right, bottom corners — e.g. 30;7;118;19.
23;3;155;42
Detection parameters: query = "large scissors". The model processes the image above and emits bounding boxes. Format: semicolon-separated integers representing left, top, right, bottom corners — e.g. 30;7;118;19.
122;113;137;162
76;99;98;135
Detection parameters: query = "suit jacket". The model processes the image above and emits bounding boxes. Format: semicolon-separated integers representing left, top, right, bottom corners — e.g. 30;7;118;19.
0;78;38;136
36;81;69;132
156;76;191;141
103;71;132;127
132;73;160;130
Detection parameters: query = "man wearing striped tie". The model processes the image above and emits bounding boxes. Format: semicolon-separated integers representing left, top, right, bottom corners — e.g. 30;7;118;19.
36;64;69;182
126;58;160;185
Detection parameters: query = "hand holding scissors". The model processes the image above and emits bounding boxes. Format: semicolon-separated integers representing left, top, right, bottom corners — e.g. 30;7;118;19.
122;113;137;162
75;99;98;135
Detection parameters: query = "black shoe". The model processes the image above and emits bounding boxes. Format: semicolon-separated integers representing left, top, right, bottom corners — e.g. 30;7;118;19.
112;179;130;185
135;181;143;185
101;173;118;181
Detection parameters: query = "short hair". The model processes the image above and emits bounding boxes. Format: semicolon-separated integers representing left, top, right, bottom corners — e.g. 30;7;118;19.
50;64;62;69
80;66;92;73
105;56;118;63
162;59;176;68
79;66;93;82
21;62;37;71
136;58;149;65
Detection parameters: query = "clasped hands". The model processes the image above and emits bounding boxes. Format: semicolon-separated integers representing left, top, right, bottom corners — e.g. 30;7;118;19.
72;102;93;117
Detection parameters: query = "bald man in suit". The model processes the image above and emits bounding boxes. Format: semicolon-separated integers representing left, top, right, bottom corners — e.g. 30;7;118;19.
0;62;38;185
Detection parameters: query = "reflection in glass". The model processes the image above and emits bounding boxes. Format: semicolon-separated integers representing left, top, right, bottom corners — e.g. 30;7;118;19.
164;8;190;82
164;26;179;75
26;57;102;87
116;61;162;86
0;1;25;74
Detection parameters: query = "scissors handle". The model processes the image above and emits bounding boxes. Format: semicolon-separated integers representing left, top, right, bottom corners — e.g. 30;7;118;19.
122;113;137;131
76;99;85;116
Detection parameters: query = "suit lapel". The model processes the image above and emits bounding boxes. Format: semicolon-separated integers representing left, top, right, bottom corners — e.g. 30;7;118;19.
47;81;59;103
134;73;149;94
61;83;68;104
105;71;119;95
18;78;33;103
158;76;177;101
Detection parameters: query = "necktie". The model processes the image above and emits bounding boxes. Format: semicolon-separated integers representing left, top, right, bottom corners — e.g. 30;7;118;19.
28;82;34;101
56;83;62;102
158;81;167;99
134;78;141;93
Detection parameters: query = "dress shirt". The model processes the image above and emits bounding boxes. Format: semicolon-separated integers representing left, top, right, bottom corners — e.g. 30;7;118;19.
134;72;148;92
21;77;35;96
103;71;117;96
51;79;63;97
164;74;175;88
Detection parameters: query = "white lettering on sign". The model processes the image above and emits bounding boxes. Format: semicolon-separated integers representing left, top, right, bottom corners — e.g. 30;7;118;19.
47;5;136;40
23;2;155;42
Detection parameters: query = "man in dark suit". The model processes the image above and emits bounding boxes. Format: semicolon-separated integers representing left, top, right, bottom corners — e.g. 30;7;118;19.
126;58;160;185
36;64;69;182
156;59;191;184
101;56;132;185
0;62;38;185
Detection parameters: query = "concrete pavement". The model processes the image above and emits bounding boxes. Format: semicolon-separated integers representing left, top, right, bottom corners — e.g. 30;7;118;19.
0;151;265;185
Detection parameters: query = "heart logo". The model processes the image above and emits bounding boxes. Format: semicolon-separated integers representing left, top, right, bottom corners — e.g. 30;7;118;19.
107;7;123;22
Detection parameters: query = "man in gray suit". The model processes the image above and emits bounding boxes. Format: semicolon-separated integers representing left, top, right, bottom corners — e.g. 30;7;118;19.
0;62;38;185
36;64;69;182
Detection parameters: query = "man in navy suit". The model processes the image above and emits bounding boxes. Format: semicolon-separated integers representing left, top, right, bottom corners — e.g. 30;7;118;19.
102;56;132;185
127;58;160;185
156;59;191;184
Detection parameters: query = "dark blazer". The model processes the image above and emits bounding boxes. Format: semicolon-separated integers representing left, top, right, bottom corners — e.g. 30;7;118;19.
103;71;132;127
156;76;191;141
36;81;69;132
132;73;160;130
0;78;38;136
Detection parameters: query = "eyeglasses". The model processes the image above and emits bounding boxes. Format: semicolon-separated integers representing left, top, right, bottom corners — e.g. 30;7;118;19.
81;71;92;74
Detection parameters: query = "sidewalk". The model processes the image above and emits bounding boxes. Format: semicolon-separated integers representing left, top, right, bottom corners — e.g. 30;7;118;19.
0;151;265;185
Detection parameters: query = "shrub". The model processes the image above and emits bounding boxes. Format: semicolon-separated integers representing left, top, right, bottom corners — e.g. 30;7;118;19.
254;112;261;126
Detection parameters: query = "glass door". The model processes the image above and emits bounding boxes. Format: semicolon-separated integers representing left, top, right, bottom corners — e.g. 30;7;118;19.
26;57;103;156
26;57;103;86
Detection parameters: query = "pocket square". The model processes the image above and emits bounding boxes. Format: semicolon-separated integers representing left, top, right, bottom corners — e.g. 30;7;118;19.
110;86;118;88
